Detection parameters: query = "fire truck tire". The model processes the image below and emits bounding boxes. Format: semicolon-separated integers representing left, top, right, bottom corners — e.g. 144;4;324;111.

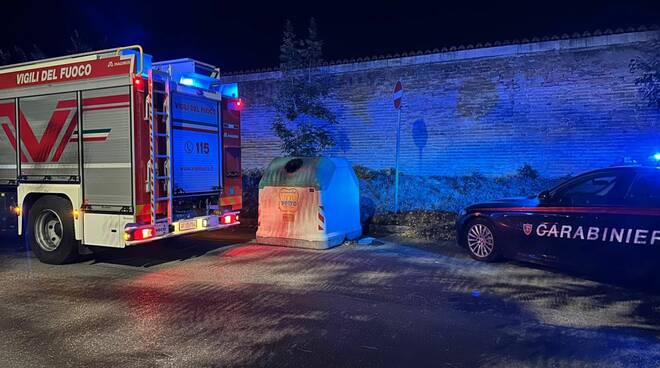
27;196;79;264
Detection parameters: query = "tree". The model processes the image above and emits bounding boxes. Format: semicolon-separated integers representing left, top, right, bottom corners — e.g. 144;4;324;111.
271;19;337;157
630;52;660;109
66;29;93;54
0;30;99;66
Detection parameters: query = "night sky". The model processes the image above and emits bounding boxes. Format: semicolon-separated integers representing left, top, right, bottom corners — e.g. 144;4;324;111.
2;0;659;72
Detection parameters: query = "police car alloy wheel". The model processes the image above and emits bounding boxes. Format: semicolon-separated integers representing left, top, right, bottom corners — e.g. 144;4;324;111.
465;220;500;262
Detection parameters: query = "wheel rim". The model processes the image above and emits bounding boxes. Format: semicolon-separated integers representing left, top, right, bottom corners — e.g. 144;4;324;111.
467;223;494;258
34;209;63;252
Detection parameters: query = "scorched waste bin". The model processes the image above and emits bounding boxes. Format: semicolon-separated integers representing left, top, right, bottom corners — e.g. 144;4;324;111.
256;157;362;249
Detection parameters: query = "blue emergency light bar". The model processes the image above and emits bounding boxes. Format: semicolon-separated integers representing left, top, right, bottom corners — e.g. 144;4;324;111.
178;74;212;89
151;59;238;97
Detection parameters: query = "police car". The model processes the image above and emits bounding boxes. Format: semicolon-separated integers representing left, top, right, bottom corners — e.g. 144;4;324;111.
456;165;660;275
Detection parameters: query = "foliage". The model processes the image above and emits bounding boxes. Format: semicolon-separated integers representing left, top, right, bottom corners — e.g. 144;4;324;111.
630;52;660;109
371;211;458;240
517;163;539;179
353;165;395;181
0;29;101;66
66;29;94;54
0;45;45;65
241;169;264;219
356;164;563;215
271;19;337;156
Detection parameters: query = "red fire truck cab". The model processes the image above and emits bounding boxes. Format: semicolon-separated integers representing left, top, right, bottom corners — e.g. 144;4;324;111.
0;46;242;264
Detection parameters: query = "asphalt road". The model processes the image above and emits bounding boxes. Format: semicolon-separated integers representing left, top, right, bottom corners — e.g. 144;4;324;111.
0;228;659;367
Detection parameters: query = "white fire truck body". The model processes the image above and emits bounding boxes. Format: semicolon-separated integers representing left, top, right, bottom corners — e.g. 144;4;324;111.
0;46;242;263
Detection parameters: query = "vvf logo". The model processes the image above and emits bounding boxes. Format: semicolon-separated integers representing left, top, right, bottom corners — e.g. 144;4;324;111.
278;188;299;214
0;101;109;163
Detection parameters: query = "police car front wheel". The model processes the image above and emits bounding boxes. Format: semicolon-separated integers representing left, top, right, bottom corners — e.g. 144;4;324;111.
464;219;501;262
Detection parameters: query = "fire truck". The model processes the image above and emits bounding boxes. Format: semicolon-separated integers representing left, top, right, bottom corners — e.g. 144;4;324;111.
0;46;242;264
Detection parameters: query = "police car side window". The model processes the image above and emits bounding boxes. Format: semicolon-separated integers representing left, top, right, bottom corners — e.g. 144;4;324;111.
626;173;660;208
554;175;620;206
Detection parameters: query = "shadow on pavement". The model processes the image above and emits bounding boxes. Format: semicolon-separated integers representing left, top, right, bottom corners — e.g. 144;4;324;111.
384;234;660;295
90;226;256;268
0;226;256;268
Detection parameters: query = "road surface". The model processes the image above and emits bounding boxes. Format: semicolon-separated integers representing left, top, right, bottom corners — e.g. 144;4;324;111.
0;229;659;367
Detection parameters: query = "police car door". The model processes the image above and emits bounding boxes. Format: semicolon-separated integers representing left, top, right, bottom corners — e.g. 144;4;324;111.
597;169;660;277
539;169;635;270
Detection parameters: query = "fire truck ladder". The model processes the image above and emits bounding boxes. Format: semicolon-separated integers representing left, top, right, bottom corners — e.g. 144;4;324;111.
147;69;172;229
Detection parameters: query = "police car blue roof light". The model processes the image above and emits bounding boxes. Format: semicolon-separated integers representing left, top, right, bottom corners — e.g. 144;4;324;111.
653;153;660;161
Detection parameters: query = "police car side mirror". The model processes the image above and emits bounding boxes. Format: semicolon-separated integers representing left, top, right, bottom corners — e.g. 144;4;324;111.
538;190;551;202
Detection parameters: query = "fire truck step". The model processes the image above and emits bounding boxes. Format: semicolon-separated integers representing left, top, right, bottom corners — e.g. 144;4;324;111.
156;197;170;201
155;155;170;159
154;112;168;116
155;176;170;180
156;133;169;138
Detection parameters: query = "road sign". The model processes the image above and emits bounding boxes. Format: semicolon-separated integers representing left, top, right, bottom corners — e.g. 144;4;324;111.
393;81;403;109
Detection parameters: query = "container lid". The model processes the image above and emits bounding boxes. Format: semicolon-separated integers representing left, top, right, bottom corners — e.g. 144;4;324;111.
259;157;349;190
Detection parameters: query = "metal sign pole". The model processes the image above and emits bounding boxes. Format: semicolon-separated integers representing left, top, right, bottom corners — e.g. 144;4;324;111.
394;107;401;213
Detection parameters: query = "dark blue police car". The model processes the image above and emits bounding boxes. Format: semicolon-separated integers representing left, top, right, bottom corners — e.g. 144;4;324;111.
456;165;660;275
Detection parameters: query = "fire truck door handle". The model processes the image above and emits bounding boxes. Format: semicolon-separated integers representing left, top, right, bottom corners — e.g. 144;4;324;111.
145;160;152;193
144;94;151;120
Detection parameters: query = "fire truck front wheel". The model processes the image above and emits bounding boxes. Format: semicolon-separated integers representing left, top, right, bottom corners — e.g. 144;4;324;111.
27;196;78;264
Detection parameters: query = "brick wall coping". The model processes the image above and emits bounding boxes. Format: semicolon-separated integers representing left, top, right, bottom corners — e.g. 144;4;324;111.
221;29;660;83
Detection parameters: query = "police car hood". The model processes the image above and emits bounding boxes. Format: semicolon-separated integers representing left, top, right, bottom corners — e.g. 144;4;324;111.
466;196;539;211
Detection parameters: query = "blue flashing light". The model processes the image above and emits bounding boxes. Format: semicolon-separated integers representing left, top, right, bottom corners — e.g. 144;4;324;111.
180;77;195;86
220;83;239;98
653;153;660;161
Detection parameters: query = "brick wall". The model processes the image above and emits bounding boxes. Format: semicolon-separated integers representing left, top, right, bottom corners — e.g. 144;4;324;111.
222;30;660;177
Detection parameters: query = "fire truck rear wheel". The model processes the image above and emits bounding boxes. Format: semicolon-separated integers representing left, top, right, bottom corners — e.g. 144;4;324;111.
28;196;79;264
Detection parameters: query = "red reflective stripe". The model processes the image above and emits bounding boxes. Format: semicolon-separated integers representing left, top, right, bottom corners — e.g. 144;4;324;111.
82;94;130;106
19;110;69;162
52;112;78;162
475;207;660;216
318;212;325;223
56;99;77;109
82;104;129;112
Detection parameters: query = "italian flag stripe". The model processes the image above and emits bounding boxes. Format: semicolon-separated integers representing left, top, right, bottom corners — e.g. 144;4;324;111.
69;128;111;142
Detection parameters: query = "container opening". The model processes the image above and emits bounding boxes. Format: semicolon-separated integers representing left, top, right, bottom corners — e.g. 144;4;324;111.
285;158;304;174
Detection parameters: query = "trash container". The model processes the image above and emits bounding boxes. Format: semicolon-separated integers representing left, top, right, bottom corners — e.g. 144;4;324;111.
256;157;362;249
